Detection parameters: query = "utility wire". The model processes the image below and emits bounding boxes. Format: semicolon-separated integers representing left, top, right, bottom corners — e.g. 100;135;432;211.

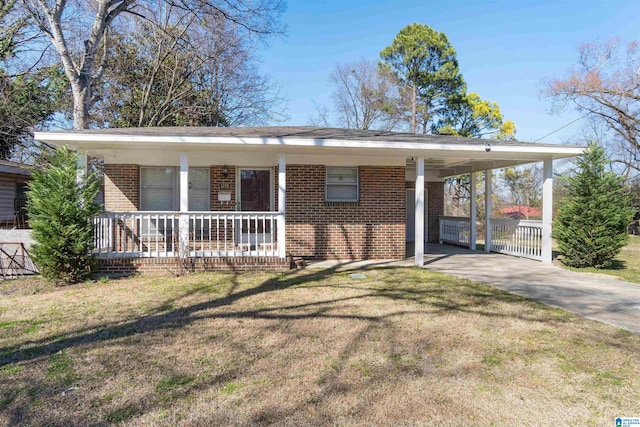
533;112;591;142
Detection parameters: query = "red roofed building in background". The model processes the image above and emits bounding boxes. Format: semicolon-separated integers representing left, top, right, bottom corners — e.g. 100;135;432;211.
498;206;542;220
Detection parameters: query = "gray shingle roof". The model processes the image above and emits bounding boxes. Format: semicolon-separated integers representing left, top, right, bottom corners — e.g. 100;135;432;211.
41;126;568;148
0;159;32;177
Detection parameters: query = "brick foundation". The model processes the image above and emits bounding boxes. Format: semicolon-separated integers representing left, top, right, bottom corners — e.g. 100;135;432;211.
96;257;289;276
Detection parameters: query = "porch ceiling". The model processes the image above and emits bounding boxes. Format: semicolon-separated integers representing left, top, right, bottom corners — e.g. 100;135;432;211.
34;126;584;178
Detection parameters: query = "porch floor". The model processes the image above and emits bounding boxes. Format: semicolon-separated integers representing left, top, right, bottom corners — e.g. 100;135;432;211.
310;243;640;335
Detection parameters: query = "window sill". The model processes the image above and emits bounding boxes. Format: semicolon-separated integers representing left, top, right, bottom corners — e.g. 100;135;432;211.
325;201;359;208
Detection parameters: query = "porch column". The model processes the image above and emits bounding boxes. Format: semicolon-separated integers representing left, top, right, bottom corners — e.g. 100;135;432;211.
76;152;87;184
484;169;492;253
179;153;189;257
469;172;477;250
277;153;286;258
415;157;425;266
180;153;189;211
542;159;553;264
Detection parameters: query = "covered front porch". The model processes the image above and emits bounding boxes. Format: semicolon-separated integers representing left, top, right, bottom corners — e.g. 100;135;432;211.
90;151;288;259
87;149;289;262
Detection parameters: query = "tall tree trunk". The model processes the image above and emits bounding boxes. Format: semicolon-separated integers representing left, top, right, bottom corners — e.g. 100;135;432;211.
71;79;90;130
33;0;131;130
410;84;417;133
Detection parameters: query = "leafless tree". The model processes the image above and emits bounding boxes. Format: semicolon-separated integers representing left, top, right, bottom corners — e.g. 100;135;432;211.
307;102;331;127
92;8;284;128
18;0;285;129
546;38;640;178
328;59;402;131
196;19;285;126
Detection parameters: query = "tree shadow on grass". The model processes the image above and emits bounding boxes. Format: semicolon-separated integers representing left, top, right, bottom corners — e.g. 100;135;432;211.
0;265;577;368
2;264;630;425
603;259;627;271
0;265;343;366
554;254;627;271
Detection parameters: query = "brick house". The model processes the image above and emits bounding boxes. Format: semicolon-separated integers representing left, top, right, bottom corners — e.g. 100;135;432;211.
34;127;582;274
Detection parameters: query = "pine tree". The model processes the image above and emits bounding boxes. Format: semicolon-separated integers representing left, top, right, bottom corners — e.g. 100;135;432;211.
554;143;634;268
27;147;101;284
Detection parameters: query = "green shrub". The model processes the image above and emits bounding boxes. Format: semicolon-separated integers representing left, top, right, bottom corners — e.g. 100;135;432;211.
554;143;634;268
27;147;101;284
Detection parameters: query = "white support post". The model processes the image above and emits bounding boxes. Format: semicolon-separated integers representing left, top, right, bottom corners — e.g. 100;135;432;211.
277;154;286;259
470;172;477;251
180;153;189;212
415;157;425;266
542;159;554;264
76;152;88;208
484;169;492;253
76;152;87;184
179;153;189;258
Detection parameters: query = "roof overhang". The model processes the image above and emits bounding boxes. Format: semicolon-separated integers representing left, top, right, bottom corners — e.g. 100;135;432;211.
34;127;584;179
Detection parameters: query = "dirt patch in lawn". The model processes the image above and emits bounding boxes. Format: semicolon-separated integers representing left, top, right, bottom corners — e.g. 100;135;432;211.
1;267;639;426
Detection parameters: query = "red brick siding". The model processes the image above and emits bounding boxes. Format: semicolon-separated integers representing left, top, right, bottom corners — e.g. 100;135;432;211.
103;163;409;260
404;180;445;244
104;164;139;211
427;181;444;243
272;166;279;210
104;164;297;214
210;166;236;211
286;165;405;260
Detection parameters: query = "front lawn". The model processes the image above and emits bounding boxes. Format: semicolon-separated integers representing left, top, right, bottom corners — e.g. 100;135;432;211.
558;235;640;284
1;268;639;425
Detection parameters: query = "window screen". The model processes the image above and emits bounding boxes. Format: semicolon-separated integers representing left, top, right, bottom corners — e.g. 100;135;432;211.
140;167;210;211
189;167;210;211
326;167;359;202
140;167;177;211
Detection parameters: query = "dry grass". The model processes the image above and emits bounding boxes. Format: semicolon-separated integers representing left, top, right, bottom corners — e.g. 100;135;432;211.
558;235;640;284
1;267;639;426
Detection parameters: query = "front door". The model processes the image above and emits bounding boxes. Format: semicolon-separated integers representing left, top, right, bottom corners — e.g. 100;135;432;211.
237;168;273;247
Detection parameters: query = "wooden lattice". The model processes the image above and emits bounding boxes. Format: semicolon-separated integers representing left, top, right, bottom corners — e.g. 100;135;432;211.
0;242;38;279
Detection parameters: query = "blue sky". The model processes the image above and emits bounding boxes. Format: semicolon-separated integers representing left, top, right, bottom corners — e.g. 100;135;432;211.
260;0;639;144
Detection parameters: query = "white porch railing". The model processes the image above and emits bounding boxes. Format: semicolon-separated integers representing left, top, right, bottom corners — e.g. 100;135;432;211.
92;211;279;258
490;218;543;261
438;216;471;247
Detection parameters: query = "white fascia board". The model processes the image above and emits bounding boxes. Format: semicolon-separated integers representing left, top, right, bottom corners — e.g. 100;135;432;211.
34;132;585;157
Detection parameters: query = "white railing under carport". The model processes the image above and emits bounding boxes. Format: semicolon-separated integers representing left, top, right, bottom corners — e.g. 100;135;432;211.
490;218;543;261
438;216;471;247
438;215;544;262
92;211;279;258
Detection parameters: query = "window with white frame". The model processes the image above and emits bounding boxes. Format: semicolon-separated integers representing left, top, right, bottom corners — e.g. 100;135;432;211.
188;168;210;211
140;166;210;211
140;167;178;211
326;167;359;202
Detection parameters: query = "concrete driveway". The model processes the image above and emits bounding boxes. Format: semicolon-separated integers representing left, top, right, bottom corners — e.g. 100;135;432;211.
424;244;640;334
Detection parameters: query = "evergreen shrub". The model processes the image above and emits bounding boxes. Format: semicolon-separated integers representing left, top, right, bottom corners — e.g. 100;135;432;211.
27;147;100;284
554;143;634;268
